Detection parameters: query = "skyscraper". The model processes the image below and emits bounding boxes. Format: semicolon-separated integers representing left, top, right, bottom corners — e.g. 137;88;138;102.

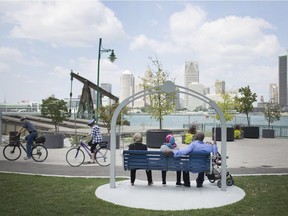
215;80;225;95
120;70;134;107
101;83;112;106
185;60;199;86
269;83;279;104
279;52;288;107
187;82;205;111
184;61;199;108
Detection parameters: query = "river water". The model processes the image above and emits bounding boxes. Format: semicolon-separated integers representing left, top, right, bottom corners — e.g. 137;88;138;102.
125;113;288;129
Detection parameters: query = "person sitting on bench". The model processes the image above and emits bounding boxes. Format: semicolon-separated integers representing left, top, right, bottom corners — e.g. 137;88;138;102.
160;134;189;186
165;132;217;188
128;133;153;186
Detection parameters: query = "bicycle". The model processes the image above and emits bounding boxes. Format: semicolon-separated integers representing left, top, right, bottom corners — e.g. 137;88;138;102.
3;135;48;162
65;138;111;167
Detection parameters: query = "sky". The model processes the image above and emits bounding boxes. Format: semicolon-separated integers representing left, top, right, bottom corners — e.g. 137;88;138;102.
0;0;288;104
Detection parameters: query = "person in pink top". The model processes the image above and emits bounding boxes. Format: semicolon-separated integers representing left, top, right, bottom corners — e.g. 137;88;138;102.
160;134;190;187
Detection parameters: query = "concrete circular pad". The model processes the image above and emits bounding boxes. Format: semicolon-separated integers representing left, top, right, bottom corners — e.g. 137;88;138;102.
96;180;245;210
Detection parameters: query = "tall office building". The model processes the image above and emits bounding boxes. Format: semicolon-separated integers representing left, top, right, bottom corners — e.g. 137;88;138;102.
187;82;206;111
279;52;288;107
215;80;225;95
100;83;112;106
269;83;279;104
133;83;144;108
184;61;199;108
120;70;134;107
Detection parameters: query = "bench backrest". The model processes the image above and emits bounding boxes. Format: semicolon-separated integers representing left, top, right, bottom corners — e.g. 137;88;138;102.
123;150;212;173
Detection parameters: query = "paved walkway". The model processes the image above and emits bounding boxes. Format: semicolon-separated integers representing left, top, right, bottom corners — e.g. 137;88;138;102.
1;137;288;210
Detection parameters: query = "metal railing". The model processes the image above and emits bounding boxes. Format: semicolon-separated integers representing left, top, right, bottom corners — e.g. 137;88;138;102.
183;123;288;138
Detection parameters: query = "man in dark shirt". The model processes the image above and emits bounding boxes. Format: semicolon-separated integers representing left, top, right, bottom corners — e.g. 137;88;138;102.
128;133;153;186
17;117;38;160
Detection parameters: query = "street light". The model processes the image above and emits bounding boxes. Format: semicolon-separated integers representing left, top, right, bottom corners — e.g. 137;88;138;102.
96;38;116;124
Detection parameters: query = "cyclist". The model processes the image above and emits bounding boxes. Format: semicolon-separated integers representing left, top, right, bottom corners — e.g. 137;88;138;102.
87;119;103;163
17;117;38;160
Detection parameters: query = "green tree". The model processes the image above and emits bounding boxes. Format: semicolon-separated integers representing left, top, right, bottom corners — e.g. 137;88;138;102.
264;103;281;129
215;92;236;122
98;103;129;134
41;97;68;131
140;57;176;130
234;86;257;126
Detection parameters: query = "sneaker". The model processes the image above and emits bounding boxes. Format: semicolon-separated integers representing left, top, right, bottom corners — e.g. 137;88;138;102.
197;184;203;188
24;157;31;160
88;161;96;164
183;183;191;187
148;181;153;186
131;182;134;186
176;182;183;186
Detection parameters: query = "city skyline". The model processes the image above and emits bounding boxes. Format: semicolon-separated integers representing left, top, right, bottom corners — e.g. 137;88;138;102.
0;1;288;104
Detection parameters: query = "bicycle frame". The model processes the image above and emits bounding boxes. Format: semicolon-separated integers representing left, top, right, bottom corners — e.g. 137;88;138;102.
15;140;28;154
78;141;107;159
79;141;92;159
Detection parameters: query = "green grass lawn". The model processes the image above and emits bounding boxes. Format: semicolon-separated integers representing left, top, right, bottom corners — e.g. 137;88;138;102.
0;173;287;216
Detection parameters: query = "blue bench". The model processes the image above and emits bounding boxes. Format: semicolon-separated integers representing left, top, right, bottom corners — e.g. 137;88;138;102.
123;150;212;173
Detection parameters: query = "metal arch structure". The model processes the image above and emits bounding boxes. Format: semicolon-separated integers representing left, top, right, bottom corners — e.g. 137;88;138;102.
110;81;227;191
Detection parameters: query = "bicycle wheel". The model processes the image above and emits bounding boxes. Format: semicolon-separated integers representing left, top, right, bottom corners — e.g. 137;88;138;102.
66;147;85;167
31;144;48;162
95;147;111;166
3;145;21;161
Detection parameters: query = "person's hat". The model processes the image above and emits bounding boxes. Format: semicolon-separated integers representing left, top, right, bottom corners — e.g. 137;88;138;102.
20;117;26;122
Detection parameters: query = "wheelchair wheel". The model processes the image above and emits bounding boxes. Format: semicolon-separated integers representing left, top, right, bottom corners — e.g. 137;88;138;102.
217;180;221;188
206;173;216;183
226;175;234;186
209;179;216;183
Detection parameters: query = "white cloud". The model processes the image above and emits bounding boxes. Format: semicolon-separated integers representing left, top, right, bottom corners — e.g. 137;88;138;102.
169;4;207;42
129;4;281;100
0;46;46;67
2;0;126;47
130;4;280;58
0;62;10;73
0;47;23;61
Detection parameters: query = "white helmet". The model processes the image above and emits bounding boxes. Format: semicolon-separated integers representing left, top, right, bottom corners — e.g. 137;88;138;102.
87;119;95;126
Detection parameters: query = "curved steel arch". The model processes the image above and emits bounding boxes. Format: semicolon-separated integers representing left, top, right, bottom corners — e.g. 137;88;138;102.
110;81;227;191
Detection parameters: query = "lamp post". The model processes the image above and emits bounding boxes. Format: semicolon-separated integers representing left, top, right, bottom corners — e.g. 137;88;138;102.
96;38;116;124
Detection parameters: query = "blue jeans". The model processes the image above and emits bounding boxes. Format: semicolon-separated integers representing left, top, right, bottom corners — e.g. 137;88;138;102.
25;131;38;157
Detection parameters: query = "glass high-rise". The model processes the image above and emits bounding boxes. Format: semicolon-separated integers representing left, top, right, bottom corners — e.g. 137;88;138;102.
101;83;112;106
279;52;288;107
120;71;134;107
184;61;199;108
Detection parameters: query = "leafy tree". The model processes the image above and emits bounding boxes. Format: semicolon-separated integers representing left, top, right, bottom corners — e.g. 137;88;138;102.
234;86;257;126
215;92;236;122
140;57;176;130
41;97;68;131
98;103;129;134
194;105;208;112
264;103;281;129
